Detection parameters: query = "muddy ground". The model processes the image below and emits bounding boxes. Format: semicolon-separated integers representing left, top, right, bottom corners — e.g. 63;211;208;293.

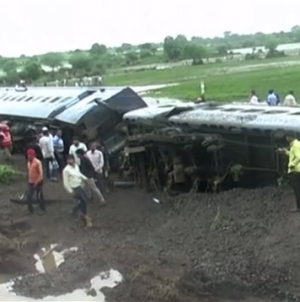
1;156;300;301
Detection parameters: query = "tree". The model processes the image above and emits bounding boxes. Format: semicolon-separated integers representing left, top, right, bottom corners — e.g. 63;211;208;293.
265;38;278;52
183;43;207;64
116;43;133;53
217;45;229;56
140;50;153;59
4;71;19;85
125;52;139;65
41;52;64;71
21;62;42;81
163;36;181;60
291;25;300;42
69;53;92;75
163;35;188;60
90;43;107;56
139;43;157;54
1;60;17;74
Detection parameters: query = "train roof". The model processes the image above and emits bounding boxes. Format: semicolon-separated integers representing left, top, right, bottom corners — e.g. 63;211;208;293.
0;87;98;120
124;102;300;133
123;102;197;120
0;86;147;125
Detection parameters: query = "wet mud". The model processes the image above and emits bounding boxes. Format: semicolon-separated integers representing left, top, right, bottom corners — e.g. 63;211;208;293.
1;157;300;301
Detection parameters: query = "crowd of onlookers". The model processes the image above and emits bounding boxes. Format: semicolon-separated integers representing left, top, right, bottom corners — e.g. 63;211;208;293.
248;90;298;107
0;124;111;228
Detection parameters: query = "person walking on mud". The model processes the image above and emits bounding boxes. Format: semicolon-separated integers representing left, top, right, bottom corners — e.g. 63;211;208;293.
26;149;46;215
63;154;93;228
278;131;300;212
75;149;106;205
87;142;107;197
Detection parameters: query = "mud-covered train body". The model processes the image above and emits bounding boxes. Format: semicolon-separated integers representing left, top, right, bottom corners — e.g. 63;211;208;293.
122;103;299;192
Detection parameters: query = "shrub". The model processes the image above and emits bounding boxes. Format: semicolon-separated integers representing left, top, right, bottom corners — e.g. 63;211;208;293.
0;165;18;183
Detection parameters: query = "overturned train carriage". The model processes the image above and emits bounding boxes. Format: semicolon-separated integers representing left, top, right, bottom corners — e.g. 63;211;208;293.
122;103;299;192
0;86;147;156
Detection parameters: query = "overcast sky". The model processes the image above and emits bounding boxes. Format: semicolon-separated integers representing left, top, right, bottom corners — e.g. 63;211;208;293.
0;0;299;57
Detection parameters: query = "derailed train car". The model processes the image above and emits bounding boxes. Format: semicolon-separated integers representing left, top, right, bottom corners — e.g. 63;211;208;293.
122;103;300;193
0;86;147;156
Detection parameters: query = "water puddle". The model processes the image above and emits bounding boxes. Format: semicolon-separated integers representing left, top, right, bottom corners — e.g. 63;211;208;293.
0;244;122;300
0;269;122;301
33;244;78;273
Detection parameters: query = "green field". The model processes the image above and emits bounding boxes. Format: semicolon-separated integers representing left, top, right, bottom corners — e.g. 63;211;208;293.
105;57;300;101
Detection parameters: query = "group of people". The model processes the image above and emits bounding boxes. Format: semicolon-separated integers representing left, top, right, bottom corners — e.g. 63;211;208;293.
249;90;298;107
25;127;110;228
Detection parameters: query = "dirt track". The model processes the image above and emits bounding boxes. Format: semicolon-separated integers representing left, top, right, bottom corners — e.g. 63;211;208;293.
1;157;300;301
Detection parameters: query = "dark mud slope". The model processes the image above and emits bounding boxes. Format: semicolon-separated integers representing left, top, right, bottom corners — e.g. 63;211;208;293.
2;179;300;301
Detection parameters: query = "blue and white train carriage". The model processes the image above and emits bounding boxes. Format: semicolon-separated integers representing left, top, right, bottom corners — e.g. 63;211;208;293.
0;86;147;154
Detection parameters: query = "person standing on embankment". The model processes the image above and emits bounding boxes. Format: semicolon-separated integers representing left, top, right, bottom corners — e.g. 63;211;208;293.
278;131;300;212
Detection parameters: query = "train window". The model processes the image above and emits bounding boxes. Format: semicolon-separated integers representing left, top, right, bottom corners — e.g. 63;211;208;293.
24;96;34;102
243;109;265;113
40;97;51;103
222;108;240;112
49;97;61;103
16;96;27;102
201;107;219;110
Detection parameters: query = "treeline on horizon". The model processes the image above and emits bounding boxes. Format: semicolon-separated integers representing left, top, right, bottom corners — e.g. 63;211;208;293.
1;26;300;85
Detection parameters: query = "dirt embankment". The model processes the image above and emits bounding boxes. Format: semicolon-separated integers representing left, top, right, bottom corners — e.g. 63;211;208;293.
0;161;300;301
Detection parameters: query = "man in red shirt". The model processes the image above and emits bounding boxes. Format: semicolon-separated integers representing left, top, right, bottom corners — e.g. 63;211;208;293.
0;123;12;160
27;149;46;214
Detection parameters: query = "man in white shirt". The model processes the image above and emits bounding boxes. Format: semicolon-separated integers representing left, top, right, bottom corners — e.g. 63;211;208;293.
87;142;104;174
283;91;297;107
63;154;92;228
39;127;55;180
86;142;106;200
69;136;87;166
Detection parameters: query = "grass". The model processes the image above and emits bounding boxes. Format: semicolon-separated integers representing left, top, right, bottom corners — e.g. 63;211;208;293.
105;56;300;101
0;165;19;183
156;64;300;101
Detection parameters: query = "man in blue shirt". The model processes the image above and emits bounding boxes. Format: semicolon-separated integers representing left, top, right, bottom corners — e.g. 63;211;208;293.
53;129;65;172
267;89;278;106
